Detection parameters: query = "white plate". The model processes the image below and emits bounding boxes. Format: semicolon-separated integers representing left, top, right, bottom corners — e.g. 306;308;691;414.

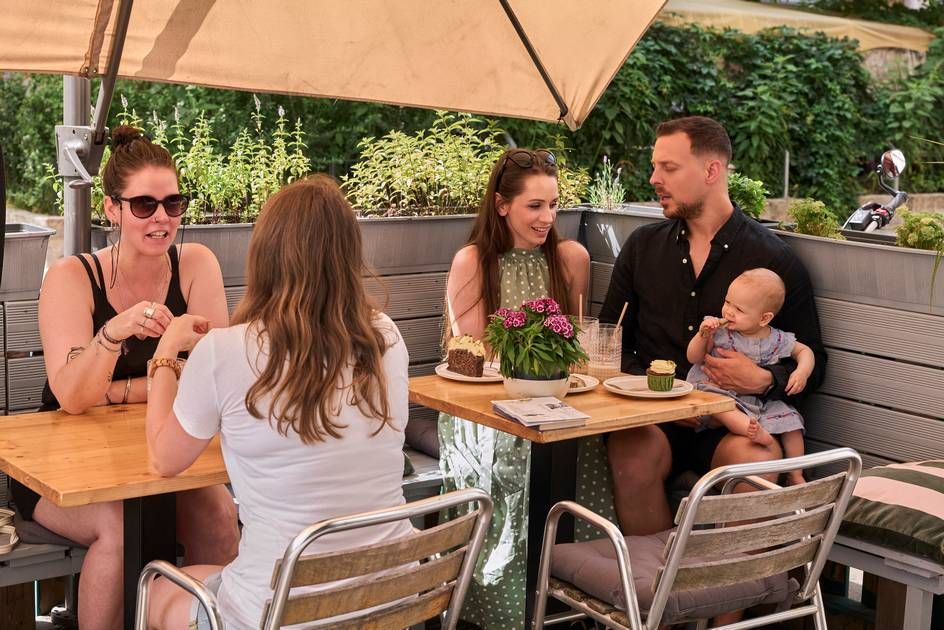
603;375;694;398
435;361;503;383
567;374;600;394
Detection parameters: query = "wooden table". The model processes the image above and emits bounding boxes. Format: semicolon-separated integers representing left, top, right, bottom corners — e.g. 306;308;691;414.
0;404;228;629
410;374;735;443
409;374;735;625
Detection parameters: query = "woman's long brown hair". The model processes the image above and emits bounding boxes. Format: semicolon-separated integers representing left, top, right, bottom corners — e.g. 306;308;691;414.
462;149;571;320
232;175;393;443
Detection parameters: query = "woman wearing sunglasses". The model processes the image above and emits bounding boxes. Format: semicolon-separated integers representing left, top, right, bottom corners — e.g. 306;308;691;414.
10;125;239;629
439;148;590;628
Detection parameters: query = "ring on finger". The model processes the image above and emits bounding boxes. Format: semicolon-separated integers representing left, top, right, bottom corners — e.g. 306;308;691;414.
143;305;155;319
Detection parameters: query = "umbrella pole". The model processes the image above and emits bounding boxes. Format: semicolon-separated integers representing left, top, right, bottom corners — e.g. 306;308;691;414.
61;76;93;256
58;0;135;255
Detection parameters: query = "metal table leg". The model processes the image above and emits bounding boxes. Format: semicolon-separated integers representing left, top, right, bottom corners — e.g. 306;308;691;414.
123;493;176;630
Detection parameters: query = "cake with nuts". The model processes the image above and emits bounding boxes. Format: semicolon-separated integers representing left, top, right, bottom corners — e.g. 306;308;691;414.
446;335;486;378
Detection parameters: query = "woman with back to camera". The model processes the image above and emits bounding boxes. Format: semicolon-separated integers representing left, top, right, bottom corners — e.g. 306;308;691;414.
9;125;239;629
439;148;590;628
143;175;414;629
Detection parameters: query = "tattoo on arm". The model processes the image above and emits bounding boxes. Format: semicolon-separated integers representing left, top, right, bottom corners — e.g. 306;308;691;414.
67;346;85;363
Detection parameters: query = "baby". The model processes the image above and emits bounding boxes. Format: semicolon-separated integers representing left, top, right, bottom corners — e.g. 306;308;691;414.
686;268;814;485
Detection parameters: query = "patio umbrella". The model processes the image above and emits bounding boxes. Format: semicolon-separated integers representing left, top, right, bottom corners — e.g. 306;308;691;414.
0;0;666;131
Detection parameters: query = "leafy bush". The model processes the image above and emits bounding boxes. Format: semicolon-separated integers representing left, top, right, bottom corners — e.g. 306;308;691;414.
897;210;944;307
728;172;768;219
897;210;944;252
342;112;588;215
788;198;844;239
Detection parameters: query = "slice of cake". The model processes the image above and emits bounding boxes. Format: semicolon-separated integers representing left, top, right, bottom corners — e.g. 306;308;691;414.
447;335;486;377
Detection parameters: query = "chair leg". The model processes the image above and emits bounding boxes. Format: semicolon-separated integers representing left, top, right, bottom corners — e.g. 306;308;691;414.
694;619;709;630
812;581;828;630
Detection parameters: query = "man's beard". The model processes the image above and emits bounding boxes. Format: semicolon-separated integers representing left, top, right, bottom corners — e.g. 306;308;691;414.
664;199;704;220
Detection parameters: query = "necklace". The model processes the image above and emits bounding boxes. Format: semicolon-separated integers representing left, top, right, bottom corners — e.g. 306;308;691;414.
110;252;171;313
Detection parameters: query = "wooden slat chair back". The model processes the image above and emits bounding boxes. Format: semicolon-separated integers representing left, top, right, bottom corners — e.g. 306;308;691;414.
134;488;491;630
260;487;492;630
533;448;861;630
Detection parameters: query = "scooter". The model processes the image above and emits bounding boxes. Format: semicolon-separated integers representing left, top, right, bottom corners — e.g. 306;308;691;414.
841;149;907;243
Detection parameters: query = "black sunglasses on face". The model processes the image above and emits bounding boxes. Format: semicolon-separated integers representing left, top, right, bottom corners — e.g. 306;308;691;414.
495;149;557;190
112;194;190;219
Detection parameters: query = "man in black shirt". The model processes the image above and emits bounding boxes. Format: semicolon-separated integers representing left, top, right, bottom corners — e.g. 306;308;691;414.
599;116;826;535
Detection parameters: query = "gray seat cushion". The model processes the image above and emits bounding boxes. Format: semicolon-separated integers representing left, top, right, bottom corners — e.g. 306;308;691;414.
551;529;795;624
405;416;439;458
14;511;84;548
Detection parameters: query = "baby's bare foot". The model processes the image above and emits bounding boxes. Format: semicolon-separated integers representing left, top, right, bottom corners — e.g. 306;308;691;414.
747;417;774;446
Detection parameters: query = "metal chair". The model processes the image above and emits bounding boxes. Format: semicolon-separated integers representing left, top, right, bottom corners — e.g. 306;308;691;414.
135;487;492;629
533;448;862;630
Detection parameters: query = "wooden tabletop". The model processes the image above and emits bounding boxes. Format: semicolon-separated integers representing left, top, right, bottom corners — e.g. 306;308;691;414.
409;374;736;443
0;404;228;508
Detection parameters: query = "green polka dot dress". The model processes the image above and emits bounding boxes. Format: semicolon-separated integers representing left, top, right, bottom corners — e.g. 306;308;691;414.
438;247;549;629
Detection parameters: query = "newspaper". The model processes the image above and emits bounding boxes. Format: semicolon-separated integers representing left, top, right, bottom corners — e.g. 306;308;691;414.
491;396;589;430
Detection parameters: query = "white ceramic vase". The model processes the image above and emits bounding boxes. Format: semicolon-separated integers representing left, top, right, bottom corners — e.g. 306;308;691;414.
502;375;569;399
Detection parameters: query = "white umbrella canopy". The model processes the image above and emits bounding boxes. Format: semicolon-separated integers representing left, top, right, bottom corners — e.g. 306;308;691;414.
0;0;666;131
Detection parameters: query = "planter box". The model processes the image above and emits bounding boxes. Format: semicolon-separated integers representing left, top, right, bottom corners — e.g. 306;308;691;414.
92;223;254;287
776;230;944;316
358;208;583;276
2;223;56;301
88;207;584;286
582;205;665;263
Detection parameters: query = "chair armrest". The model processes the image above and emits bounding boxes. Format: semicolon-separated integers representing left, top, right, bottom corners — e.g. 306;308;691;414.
537;501;645;630
135;560;223;630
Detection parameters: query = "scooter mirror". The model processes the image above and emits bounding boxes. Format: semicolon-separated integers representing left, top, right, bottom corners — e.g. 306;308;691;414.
881;149;906;178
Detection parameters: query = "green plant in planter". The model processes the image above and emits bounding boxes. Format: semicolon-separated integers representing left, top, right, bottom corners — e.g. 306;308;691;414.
897;210;944;306
788;198;845;239
343;111;588;216
587;155;626;210
46;96;311;224
484;297;587;379
728;172;768;219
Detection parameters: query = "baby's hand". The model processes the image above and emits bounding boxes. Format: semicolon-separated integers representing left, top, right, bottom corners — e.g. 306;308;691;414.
699;316;725;337
785;371;808;395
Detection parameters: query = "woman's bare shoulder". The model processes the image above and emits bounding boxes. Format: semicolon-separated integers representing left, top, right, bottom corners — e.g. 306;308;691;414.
557;239;589;265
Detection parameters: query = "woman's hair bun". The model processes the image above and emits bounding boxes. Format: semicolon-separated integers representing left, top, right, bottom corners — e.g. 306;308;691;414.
110;125;149;150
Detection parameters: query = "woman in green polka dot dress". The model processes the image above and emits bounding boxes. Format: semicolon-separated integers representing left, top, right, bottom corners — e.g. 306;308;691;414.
439;149;589;629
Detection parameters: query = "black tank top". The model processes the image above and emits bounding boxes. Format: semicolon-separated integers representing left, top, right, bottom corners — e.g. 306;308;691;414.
40;246;189;409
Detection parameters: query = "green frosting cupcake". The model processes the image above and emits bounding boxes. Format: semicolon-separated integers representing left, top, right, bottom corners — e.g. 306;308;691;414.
647;360;676;391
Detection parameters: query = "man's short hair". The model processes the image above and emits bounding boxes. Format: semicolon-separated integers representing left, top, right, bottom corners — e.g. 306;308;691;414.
656;116;732;164
736;268;786;314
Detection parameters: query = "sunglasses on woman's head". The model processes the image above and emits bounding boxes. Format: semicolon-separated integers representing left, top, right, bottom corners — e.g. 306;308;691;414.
111;194;190;219
496;149;557;190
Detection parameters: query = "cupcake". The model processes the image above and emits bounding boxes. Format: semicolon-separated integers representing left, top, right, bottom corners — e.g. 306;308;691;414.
646;360;676;391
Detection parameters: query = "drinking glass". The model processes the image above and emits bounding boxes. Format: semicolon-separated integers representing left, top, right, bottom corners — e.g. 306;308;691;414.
571;317;598;374
585;323;622;381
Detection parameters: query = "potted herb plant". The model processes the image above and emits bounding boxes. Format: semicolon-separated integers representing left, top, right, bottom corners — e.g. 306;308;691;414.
484;297;587;398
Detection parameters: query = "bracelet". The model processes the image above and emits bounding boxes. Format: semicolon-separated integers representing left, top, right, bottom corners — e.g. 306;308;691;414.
101;322;129;355
96;332;121;353
122;376;132;404
147;358;186;392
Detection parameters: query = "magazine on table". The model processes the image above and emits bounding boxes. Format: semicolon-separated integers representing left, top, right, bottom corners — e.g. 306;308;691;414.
491;396;589;430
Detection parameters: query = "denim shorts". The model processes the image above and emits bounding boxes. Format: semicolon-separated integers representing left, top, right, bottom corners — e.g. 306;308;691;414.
188;572;223;630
